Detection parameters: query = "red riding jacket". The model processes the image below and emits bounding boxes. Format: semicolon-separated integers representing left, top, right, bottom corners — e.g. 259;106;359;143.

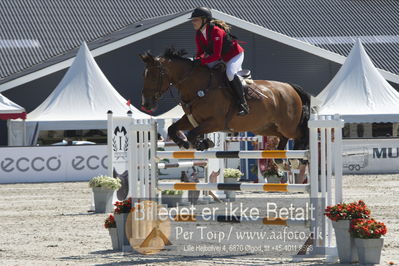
195;24;244;65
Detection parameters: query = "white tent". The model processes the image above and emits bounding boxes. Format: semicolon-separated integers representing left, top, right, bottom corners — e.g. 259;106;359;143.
314;39;399;123
9;42;150;145
0;93;26;120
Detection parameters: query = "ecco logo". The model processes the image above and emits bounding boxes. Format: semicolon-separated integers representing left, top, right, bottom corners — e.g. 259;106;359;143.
1;156;61;172
72;155;108;170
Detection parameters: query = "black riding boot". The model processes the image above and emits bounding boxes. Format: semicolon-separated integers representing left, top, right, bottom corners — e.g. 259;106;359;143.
230;75;249;116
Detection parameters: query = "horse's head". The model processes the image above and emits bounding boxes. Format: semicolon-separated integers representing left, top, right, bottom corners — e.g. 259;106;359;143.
139;52;171;112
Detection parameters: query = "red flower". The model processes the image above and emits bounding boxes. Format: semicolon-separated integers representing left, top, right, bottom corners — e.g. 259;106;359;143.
113;197;132;214
350;218;387;239
104;214;116;228
324;200;370;221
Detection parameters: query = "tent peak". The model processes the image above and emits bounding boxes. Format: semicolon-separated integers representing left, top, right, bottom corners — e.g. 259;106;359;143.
314;37;399;123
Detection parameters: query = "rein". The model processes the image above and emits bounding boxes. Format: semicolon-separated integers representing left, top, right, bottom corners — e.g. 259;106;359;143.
149;61;213;109
172;63;196;87
146;59;215;127
146;65;167;101
147;61;196;102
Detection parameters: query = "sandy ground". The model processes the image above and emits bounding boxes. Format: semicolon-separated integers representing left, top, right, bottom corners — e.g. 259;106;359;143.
0;174;398;266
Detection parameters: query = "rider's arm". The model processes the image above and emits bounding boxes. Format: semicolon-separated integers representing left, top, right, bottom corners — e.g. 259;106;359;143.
200;27;224;65
195;33;205;59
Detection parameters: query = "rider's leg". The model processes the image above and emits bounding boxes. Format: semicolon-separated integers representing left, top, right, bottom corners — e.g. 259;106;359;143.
226;53;248;116
230;75;249;116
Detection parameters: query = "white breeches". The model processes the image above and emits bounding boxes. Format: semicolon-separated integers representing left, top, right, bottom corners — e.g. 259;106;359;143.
225;52;244;81
206;52;244;81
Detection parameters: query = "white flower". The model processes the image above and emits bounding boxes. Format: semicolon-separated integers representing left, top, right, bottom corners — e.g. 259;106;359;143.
223;168;244;179
89;175;122;190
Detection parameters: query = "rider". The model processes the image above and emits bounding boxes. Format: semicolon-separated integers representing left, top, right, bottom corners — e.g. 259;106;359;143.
190;7;249;116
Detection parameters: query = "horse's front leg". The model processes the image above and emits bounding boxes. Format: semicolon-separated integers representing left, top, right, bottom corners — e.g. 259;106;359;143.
167;115;193;149
186;120;218;151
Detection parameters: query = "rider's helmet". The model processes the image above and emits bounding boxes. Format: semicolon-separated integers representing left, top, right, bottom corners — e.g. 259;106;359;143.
190;7;212;20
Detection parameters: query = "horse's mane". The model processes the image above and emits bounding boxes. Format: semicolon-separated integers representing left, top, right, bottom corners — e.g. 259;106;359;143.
163;47;191;62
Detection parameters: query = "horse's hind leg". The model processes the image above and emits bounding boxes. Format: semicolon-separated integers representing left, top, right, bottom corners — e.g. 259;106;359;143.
167;115;194;149
291;137;308;182
276;136;288;150
274;136;289;168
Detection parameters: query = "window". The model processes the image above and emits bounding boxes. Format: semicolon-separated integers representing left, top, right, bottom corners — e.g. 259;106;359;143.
37;129;107;145
372;123;392;137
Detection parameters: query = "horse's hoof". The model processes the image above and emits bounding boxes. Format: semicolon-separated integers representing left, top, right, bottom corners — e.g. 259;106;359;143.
181;141;190;149
194;140;206;151
204;138;215;149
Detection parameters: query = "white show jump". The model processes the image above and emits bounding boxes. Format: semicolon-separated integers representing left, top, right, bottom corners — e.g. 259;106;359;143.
107;111;344;259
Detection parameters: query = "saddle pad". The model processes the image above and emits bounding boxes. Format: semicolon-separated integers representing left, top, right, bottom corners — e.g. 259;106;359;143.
244;84;264;100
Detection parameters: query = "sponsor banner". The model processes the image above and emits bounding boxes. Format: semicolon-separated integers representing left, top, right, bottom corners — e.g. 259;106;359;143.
343;138;399;174
0;145;108;183
110;117;130;179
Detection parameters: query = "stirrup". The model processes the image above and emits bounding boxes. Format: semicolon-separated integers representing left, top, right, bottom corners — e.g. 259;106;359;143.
237;110;248;116
237;104;249;116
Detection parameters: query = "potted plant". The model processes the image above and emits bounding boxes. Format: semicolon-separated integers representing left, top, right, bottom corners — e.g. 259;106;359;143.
161;190;183;207
89;175;121;213
114;197;132;247
262;162;283;183
324;200;370;263
223;168;243;201
223;168;243;183
351;218;387;264
104;214;120;250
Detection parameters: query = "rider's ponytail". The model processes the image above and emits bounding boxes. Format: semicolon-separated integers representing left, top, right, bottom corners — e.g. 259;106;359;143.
210;19;231;33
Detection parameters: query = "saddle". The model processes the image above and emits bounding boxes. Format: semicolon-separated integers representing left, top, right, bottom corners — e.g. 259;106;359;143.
237;70;263;100
212;64;259;100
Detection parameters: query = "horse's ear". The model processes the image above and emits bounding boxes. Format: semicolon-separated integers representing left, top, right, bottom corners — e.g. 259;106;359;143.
139;52;155;64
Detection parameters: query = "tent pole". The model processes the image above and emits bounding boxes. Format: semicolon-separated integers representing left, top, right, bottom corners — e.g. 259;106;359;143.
23;119;26;146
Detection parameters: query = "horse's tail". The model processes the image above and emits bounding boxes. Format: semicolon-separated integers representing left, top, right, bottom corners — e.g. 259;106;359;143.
290;83;311;150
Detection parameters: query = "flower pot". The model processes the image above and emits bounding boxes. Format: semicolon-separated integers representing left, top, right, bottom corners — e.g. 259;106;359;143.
114;213;130;247
224;177;237;201
332;220;358;263
266;175;281;183
161;194;183;207
224;191;236;201
108;227;121;250
224;177;238;183
92;187;115;213
355;237;384;265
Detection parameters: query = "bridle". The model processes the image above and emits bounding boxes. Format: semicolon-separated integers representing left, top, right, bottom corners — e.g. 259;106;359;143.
145;64;168;102
145;60;196;102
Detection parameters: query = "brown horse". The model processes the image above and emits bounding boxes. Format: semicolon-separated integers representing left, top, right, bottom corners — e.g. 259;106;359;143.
139;48;310;152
